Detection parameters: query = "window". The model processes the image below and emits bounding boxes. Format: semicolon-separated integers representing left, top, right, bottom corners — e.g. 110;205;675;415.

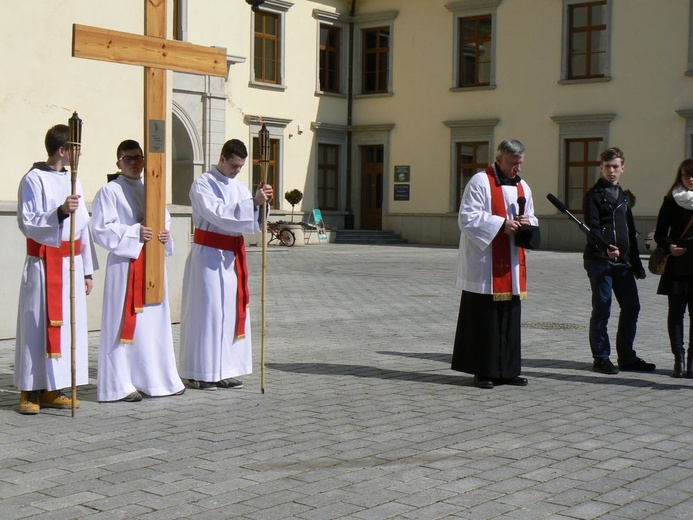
251;1;292;89
444;118;498;212
562;0;611;82
551;113;614;212
173;0;185;41
564;138;602;211
677;109;693;158
252;137;279;210
447;0;500;91
353;10;397;96
314;10;348;95
456;142;490;210
319;24;341;93
317;144;339;210
254;11;279;84
458;15;492;87
362;27;390;94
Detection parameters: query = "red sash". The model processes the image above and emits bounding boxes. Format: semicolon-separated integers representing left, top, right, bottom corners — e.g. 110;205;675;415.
26;238;82;358
120;249;145;344
486;167;527;301
193;228;250;340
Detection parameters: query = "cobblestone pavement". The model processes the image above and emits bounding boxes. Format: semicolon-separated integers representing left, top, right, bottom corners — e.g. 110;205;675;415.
0;245;691;520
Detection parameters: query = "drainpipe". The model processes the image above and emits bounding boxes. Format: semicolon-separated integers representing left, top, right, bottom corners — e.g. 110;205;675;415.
344;0;356;229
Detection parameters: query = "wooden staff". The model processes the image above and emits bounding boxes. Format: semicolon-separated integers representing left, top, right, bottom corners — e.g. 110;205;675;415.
67;112;82;417
259;122;270;393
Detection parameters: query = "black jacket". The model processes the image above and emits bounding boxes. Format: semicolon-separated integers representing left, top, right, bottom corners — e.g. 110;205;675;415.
582;177;644;272
654;194;693;294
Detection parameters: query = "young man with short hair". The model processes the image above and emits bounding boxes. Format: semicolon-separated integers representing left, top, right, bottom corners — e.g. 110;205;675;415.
178;139;273;391
91;139;184;402
583;147;655;374
15;124;97;414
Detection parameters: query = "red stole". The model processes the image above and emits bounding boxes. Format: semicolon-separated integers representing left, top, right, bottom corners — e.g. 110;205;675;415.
120;249;145;344
486;167;527;301
193;228;250;340
26;238;82;358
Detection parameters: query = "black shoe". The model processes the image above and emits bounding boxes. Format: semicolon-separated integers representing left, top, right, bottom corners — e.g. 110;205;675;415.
618;357;656;372
187;379;217;391
473;375;493;389
502;376;528;386
120;391;142;402
216;378;244;389
593;358;619;374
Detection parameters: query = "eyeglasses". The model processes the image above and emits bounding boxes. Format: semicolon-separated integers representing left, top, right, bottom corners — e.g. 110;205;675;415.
119;155;144;164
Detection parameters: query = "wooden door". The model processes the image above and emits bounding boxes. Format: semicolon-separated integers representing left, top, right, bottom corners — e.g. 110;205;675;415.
360;145;383;229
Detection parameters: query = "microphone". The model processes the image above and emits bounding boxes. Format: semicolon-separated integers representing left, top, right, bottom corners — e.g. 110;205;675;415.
546;193;567;213
546;193;620;260
517;196;526;216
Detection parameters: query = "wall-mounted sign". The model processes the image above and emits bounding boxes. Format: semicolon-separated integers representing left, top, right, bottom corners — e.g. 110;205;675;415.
148;119;166;153
394;183;410;201
394;165;410;182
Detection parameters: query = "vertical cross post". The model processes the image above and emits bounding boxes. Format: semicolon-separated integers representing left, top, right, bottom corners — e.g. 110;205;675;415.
71;0;228;303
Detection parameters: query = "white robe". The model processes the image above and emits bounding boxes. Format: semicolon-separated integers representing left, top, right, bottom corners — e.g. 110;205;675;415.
178;166;261;382
456;169;538;295
15;163;97;391
91;175;184;401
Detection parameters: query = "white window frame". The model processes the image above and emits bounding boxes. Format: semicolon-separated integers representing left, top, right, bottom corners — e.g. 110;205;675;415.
313;10;349;97
353;10;398;97
677;109;693;157
446;0;502;91
312;123;348;212
443;118;499;212
244;115;291;200
550;113;615;209
560;0;612;84
687;0;693;75
249;0;293;91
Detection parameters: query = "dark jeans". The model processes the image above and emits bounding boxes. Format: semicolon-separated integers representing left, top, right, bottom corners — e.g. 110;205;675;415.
584;258;640;362
667;292;693;353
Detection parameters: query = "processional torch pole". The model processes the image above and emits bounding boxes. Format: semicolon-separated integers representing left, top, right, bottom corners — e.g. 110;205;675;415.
259;123;270;394
67;112;82;418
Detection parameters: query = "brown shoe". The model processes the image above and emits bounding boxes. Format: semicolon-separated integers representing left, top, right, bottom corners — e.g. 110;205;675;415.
19;391;40;415
40;390;80;409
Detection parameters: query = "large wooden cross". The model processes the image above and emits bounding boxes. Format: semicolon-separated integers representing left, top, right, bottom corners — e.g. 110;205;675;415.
72;0;228;303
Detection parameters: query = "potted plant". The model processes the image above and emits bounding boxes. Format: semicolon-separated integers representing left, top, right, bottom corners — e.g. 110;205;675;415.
280;189;305;246
284;189;303;223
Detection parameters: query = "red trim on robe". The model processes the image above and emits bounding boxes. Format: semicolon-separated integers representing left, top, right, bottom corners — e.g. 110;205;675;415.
486;167;527;301
26;238;82;358
193;228;250;340
119;249;145;344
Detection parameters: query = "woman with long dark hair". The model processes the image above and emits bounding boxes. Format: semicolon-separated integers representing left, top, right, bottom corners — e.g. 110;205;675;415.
654;158;693;377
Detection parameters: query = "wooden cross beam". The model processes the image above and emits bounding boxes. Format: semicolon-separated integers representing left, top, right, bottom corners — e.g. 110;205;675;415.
72;0;228;303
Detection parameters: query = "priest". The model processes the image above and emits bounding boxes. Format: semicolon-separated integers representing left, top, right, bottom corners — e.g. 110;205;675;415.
451;139;538;389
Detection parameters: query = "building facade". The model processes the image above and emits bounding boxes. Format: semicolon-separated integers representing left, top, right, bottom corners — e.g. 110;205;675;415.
1;0;693;336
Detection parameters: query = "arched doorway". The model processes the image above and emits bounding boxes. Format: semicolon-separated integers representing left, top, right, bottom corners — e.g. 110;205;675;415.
171;112;195;206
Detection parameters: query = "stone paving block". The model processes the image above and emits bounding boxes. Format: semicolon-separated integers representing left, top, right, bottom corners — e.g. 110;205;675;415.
399;501;469;519
391;486;459;508
1;248;693;519
497;500;567;520
29;490;104;512
351;500;416;520
560;500;619;520
83;504;155;519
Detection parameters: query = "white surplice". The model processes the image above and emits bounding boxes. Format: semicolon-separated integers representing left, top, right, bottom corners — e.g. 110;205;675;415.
91;175;184;401
15;163;98;391
178;166;262;382
455;168;538;295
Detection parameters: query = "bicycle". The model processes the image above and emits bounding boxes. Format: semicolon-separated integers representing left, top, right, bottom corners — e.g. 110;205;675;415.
267;222;296;247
